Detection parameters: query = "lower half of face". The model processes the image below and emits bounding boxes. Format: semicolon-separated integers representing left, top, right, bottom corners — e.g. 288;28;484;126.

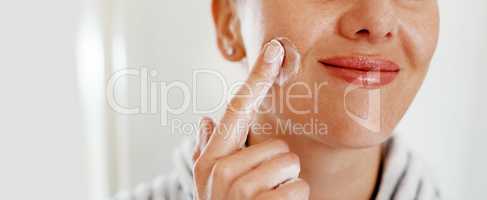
239;0;439;148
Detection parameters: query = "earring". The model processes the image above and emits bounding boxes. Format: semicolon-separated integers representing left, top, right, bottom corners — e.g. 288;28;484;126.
223;40;235;57
225;47;235;56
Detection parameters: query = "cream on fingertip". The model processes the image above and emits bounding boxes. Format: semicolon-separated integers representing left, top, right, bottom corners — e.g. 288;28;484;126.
263;39;285;64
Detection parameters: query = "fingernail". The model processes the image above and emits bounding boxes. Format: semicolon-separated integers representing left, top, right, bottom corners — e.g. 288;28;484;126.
281;163;301;177
263;39;284;64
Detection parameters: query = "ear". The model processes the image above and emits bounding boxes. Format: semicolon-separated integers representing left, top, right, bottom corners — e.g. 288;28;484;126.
211;0;246;62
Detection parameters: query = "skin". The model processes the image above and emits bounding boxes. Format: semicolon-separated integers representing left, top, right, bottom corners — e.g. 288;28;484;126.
193;0;439;199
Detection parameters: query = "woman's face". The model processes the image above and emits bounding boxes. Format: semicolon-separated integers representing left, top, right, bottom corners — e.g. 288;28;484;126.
214;0;439;148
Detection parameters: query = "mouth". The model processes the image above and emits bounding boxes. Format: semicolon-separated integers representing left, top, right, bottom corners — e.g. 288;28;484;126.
319;56;401;89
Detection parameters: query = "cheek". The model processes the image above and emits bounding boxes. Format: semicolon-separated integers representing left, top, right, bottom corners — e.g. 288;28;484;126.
398;10;439;71
239;0;337;67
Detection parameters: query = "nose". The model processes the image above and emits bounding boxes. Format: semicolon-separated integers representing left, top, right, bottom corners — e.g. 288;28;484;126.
338;0;399;44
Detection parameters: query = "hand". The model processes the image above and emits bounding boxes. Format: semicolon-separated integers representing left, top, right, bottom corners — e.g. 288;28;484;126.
192;39;309;200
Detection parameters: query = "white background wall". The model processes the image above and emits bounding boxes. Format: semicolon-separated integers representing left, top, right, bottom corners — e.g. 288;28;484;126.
0;0;485;200
0;0;89;200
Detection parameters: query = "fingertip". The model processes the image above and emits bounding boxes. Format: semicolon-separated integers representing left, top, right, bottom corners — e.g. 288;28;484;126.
200;117;216;132
263;39;285;65
197;116;215;150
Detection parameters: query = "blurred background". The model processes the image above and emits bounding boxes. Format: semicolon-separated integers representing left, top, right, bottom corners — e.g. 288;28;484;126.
0;0;486;199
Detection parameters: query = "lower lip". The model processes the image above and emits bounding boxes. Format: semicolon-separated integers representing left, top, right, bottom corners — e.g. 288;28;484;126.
321;64;399;89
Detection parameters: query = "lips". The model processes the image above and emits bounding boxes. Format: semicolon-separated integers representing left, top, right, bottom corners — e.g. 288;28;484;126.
319;56;400;88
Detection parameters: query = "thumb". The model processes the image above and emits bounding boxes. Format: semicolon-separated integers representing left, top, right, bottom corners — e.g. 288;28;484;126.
193;116;215;161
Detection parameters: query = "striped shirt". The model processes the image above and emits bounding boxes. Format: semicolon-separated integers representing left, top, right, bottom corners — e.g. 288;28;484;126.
113;136;441;200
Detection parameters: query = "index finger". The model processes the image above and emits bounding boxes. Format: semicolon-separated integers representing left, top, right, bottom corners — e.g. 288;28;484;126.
202;39;285;161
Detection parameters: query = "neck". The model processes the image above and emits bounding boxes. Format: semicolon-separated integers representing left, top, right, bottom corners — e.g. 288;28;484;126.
248;114;383;200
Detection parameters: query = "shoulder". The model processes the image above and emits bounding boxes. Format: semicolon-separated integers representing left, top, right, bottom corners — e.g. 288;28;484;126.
376;136;442;200
113;139;196;200
114;136;442;200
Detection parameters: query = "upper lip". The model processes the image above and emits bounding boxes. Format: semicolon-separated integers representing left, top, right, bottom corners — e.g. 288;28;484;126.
319;56;400;72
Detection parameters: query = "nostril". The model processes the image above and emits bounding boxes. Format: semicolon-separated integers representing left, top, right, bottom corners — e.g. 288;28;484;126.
356;29;370;36
385;32;393;38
